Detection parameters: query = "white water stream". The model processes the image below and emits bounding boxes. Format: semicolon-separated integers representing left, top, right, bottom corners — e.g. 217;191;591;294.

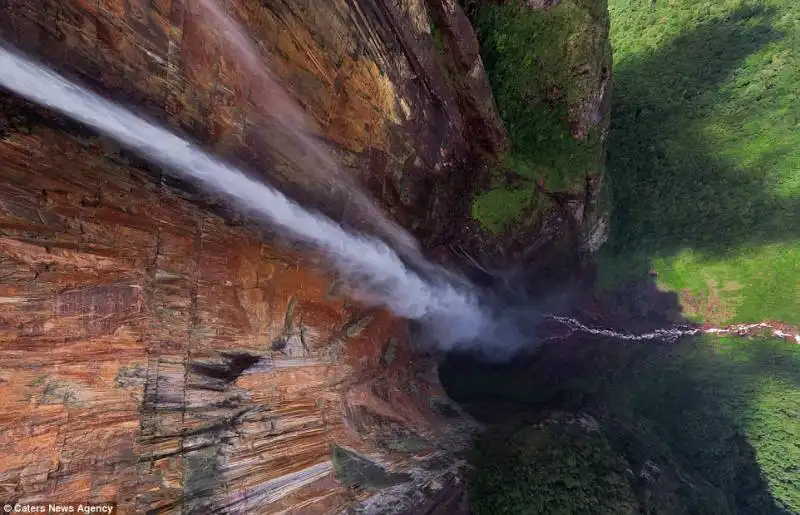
190;0;421;255
545;315;800;344
2;45;796;353
0;45;489;349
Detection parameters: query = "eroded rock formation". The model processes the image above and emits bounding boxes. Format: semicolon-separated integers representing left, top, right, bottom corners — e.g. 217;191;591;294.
0;0;610;512
0;113;478;512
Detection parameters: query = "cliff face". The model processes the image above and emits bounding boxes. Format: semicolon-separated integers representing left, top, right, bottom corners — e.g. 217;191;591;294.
0;0;508;249
0;0;609;512
0;110;476;513
457;0;612;277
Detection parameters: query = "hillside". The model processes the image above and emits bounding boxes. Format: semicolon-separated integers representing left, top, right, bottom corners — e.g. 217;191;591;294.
452;0;800;513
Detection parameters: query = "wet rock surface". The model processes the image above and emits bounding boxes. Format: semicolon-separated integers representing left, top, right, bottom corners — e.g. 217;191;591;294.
0;0;509;251
0;0;609;512
0;116;479;512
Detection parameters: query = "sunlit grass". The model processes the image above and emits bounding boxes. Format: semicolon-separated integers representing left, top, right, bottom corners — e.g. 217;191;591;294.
458;0;799;511
601;0;800;324
596;0;800;509
650;243;800;325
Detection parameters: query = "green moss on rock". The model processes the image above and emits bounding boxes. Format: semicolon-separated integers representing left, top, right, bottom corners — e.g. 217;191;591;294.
466;0;610;233
471;183;541;235
386;437;433;454
429;14;445;57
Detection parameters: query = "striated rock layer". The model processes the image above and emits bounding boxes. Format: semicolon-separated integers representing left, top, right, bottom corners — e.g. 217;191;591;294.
0;116;477;512
0;0;609;512
0;0;507;248
0;0;496;512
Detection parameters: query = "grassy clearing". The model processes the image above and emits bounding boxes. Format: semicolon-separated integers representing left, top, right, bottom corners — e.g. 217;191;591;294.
590;5;800;505
464;0;609;233
598;0;800;324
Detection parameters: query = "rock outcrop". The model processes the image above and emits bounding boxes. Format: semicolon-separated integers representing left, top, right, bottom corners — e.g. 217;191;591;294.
0;0;509;248
455;0;612;280
0;105;477;512
0;0;610;512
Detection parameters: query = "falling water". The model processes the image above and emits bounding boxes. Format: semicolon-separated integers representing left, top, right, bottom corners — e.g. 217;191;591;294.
190;0;421;256
4;45;794;356
0;45;489;349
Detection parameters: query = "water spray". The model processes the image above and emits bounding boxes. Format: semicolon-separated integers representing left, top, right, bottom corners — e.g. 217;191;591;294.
0;44;489;350
2;45;793;356
190;0;422;257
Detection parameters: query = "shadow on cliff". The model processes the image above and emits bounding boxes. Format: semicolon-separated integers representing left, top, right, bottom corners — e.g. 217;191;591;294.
605;4;796;265
441;331;800;512
440;6;798;513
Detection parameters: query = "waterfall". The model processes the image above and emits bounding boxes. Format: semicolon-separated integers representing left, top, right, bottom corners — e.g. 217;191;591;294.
0;45;490;349
190;0;421;256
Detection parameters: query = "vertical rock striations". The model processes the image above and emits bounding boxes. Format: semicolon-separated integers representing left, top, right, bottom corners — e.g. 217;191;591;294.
0;0;507;249
0;0;610;512
0;114;476;512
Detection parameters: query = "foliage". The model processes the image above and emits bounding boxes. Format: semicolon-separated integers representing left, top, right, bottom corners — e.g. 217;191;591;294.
598;0;800;324
466;0;609;233
428;15;445;57
184;447;220;497
620;336;800;512
456;0;800;511
447;335;800;513
590;0;800;501
470;415;639;515
471;182;539;234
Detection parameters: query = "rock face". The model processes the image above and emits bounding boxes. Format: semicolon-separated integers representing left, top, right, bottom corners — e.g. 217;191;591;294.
0;0;609;512
455;0;612;278
0;111;477;512
0;0;508;249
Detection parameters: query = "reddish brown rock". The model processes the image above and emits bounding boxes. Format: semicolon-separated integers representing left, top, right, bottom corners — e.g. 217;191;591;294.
0;0;608;512
0;122;476;513
0;4;492;513
0;0;506;248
